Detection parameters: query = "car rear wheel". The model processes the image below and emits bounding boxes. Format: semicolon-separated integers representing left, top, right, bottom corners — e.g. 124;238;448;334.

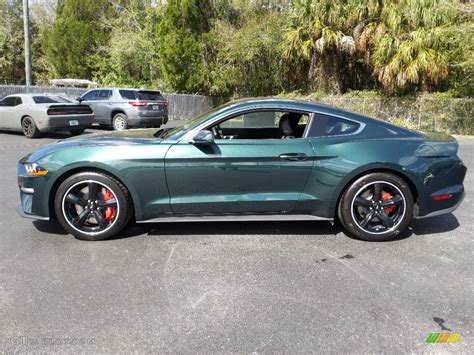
112;113;128;131
54;172;133;241
21;116;41;138
338;172;413;241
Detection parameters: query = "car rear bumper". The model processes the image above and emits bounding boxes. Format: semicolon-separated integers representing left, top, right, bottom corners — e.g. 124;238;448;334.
414;185;465;219
128;115;167;128
38;114;94;132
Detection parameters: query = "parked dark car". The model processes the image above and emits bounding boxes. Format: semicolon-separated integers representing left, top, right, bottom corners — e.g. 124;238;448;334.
78;88;168;130
17;98;466;241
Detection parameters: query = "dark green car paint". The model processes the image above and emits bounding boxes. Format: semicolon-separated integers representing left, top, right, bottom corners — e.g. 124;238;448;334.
18;98;466;222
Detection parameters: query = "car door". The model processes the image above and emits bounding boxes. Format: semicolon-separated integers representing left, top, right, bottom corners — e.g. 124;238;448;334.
93;89;112;122
165;110;315;215
80;90;101;122
0;96;22;130
0;97;10;129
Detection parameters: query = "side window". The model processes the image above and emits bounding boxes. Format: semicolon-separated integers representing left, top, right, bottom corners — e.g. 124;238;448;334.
14;97;22;106
81;90;99;101
220;111;278;129
307;114;360;137
119;90;137;100
214;110;309;139
2;97;18;107
98;90;112;100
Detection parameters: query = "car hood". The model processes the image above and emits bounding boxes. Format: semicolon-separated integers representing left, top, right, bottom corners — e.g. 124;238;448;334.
62;128;160;142
21;129;164;163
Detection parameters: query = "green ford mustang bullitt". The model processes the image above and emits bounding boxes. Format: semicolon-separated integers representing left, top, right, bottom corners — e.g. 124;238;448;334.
17;98;466;241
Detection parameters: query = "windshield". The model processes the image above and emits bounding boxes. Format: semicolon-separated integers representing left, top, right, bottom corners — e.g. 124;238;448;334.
158;103;231;139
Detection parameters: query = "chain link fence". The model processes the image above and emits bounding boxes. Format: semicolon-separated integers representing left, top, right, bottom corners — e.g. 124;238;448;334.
319;96;474;135
0;85;216;121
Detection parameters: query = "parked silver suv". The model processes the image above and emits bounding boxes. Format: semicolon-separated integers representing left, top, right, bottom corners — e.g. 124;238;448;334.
78;88;168;130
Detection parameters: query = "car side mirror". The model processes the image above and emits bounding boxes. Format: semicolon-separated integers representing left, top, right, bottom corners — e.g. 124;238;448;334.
190;130;214;145
76;97;84;103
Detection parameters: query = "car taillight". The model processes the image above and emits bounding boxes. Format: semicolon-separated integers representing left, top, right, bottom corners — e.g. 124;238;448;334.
128;101;146;107
432;194;452;201
47;109;68;115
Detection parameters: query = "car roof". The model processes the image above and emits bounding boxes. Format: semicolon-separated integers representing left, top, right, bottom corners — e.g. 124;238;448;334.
222;97;418;136
3;93;65;98
87;88;160;91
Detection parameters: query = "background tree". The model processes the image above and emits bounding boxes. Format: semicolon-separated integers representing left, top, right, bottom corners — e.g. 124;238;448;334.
157;0;215;93
42;0;115;79
94;0;163;88
0;0;25;84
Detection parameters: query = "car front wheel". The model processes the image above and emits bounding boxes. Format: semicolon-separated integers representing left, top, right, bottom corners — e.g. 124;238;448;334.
54;172;133;241
338;172;413;241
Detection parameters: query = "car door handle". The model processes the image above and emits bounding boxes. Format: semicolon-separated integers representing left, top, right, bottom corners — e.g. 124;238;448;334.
279;153;307;161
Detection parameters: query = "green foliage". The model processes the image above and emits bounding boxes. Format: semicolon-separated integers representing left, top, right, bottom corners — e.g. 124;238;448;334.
209;9;289;97
42;0;114;78
93;0;163;88
0;0;25;84
157;0;215;93
0;0;471;99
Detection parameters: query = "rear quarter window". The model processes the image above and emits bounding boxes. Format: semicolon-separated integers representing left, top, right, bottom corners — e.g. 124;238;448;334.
119;90;137;100
308;114;360;137
120;90;164;101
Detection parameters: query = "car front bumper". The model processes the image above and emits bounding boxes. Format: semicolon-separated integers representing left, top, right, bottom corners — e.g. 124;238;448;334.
17;164;51;220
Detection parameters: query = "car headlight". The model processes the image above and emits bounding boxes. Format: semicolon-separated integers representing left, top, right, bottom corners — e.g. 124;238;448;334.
24;163;48;177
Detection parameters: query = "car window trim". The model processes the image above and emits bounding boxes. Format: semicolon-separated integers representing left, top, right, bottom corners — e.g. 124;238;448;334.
180;106;366;142
306;112;366;138
83;90;99;101
199;108;314;141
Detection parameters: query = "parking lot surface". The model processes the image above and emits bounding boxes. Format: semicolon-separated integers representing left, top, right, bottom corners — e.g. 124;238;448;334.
0;128;472;353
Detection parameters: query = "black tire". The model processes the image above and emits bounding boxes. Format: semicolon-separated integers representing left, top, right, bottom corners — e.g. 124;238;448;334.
112;113;128;131
70;128;85;136
54;172;133;241
338;172;413;241
21;116;41;138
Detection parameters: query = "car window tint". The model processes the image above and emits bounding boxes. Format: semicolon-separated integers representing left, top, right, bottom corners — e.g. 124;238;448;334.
221;112;278;129
14;97;22;106
33;96;71;104
99;90;112;99
2;97;20;106
137;91;164;101
82;90;99;101
119;90;137;100
308;114;360;137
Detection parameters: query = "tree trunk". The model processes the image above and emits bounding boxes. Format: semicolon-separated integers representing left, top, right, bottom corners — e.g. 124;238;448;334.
309;53;343;94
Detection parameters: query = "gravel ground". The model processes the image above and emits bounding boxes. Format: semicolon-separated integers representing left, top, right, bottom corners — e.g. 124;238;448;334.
0;127;472;353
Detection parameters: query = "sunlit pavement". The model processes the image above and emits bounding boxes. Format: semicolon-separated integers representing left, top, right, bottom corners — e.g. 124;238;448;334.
0;128;472;353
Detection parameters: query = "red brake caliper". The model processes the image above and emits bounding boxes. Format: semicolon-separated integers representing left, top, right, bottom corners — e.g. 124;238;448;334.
382;191;395;214
103;188;117;222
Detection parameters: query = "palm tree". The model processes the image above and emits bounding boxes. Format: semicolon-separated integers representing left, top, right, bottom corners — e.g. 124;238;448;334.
369;0;457;93
284;0;382;94
284;0;463;94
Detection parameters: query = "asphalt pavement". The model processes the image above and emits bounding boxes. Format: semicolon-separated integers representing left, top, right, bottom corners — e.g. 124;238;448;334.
0;127;472;353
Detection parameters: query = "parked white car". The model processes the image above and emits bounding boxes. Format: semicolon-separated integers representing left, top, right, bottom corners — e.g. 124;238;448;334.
0;94;94;138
